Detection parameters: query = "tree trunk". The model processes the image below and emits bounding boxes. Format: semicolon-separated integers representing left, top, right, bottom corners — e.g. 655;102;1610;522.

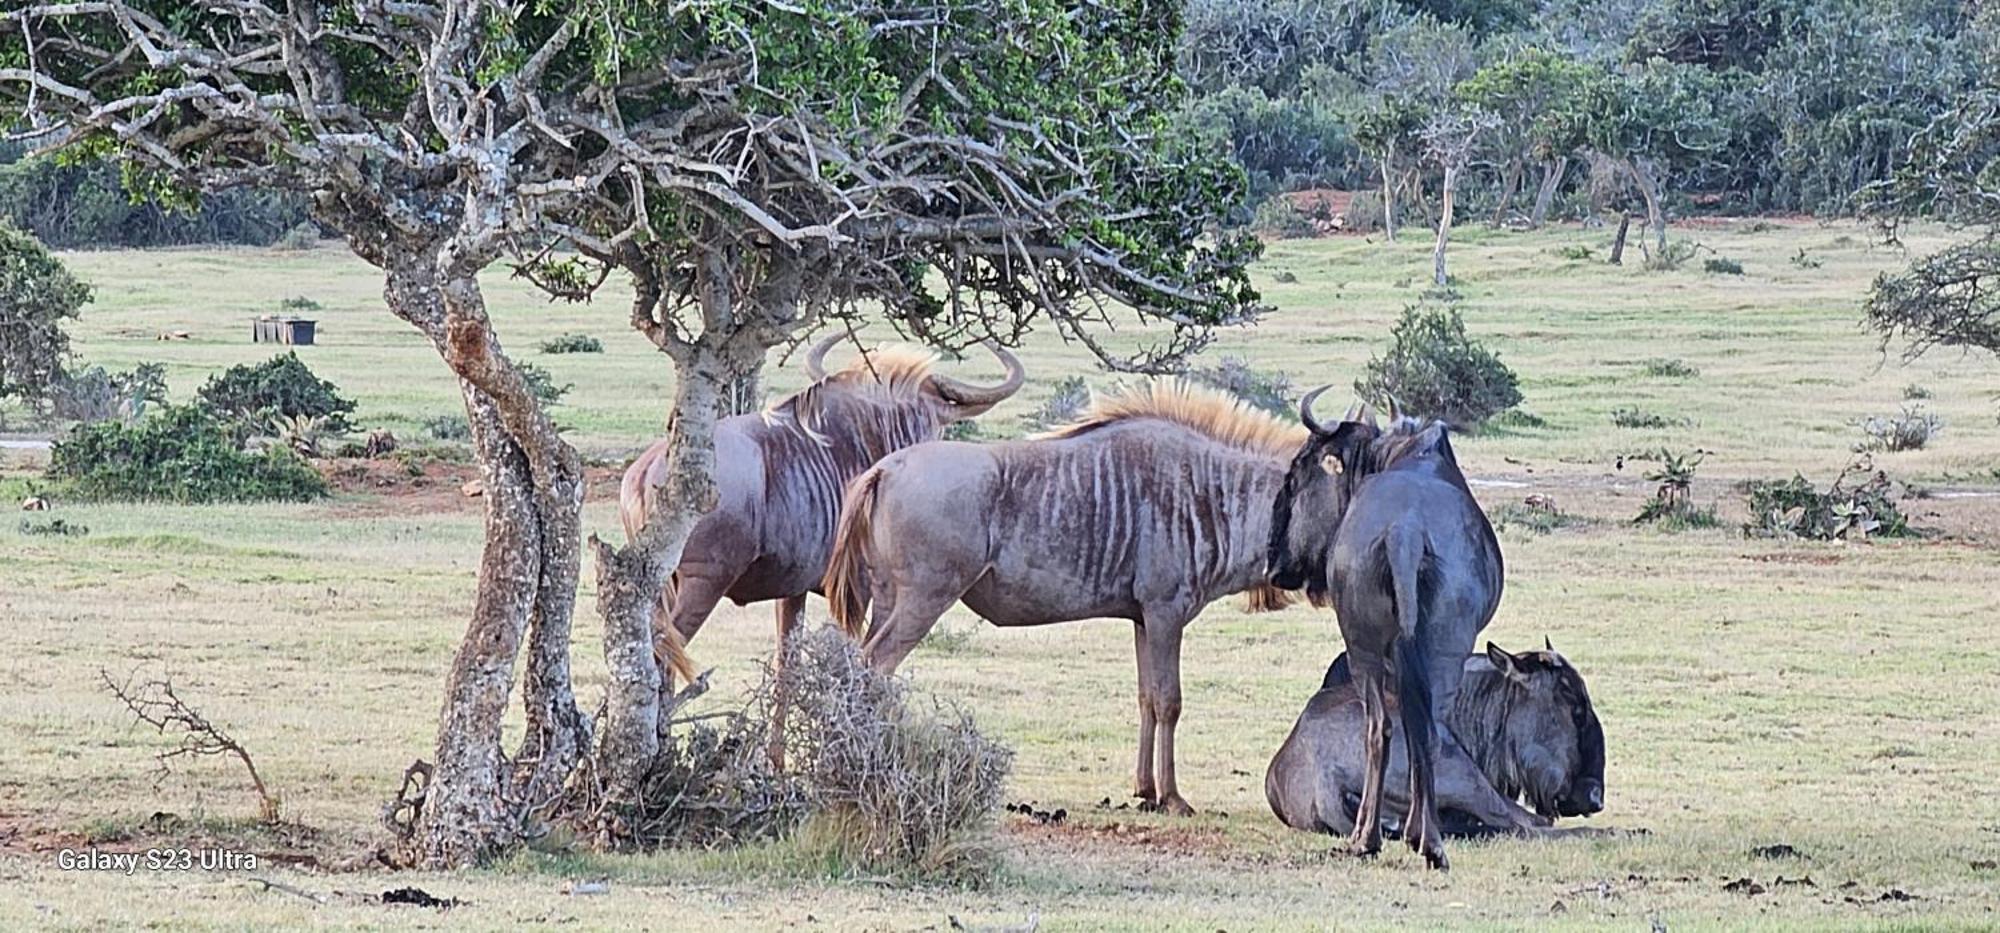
1381;142;1398;243
1609;212;1632;265
372;247;588;868
1530;156;1568;228
1625;157;1668;258
1432;164;1458;286
1490;156;1524;227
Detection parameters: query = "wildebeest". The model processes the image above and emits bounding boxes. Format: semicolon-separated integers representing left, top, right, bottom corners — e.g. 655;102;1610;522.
1265;390;1505;869
619;334;1024;686
1267;643;1604;839
824;380;1304;814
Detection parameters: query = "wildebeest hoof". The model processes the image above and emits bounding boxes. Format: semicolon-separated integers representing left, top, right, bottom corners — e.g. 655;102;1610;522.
1156;795;1195;817
1422;848;1451;872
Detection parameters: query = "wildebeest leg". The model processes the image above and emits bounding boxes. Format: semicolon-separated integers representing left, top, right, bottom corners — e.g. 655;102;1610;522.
766;594;807;770
1347;649;1390;857
656;568;733;689
1142;614;1195;816
1131;621;1158;804
1436;732;1548;835
859;588;962;674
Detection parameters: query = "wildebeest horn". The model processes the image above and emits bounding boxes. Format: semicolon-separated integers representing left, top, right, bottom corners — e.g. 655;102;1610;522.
1545;635;1554;652
1299;384;1333;434
803;331;845;383
1357;402;1377;427
1386;393;1404;422
930;342;1024;409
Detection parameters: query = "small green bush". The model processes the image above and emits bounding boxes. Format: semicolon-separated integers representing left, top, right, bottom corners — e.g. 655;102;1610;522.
279;295;321;312
518;363;572;407
1634;451;1720;531
196;352;355;433
46;362;168;424
1355;303;1522;428
272;222;320;251
1021;376;1090;432
1858;405;1941;452
1641;358;1700;379
424;414;471;441
1344;191;1385;232
1643;240;1702;272
942;420;983;441
1489;499;1587;535
1790;248;1823;269
1611;406;1678;429
1744;460;1911;541
1703;257;1745;275
1191;356;1293;417
1555;244;1595;261
1488;409;1549;429
539;333;603;354
49;405;326;503
1249;197;1318;239
1901;384;1932;400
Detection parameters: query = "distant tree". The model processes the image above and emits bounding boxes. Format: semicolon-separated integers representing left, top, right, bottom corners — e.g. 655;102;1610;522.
1456;49;1600;226
1862;84;2000;358
1583;60;1736;257
1351;98;1432;241
1419;107;1500;284
0;221;89;404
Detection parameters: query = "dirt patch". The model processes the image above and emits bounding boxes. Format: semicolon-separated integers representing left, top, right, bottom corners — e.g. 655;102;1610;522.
314;458;625;518
0;810;335;871
1007;813;1233;859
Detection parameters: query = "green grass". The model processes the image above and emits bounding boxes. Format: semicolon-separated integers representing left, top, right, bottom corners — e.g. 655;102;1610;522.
3;220;1998;928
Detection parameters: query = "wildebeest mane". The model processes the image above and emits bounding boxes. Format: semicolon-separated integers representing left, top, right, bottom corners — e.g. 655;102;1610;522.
761;345;941;443
1041;379;1307;458
1370;416;1454;471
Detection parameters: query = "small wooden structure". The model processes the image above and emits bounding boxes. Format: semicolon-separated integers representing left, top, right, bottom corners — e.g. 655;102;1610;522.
252;316;318;345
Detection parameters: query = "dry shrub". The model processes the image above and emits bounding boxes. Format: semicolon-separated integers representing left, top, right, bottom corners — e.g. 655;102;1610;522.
617;626;1011;883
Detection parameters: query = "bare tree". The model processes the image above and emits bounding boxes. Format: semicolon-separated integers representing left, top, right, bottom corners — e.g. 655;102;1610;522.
1419;109;1500;286
3;0;1260;864
102;670;280;824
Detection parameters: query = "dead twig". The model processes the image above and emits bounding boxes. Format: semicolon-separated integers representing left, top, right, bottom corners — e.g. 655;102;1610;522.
100;668;280;823
246;876;327;904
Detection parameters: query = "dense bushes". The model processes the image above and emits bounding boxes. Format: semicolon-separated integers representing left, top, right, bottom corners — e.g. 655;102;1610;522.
0;220;91;404
196;352;357;433
0;149;309;249
1745;460;1911;541
1355;302;1521;427
49;405;326;503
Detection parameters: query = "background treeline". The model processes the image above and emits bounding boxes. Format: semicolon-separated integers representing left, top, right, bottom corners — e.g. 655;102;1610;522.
1178;0;1999;223
0;141;309;249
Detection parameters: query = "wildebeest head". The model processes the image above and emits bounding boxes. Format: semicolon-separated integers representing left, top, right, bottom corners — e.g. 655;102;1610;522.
1478;640;1606;819
1264;385;1381;605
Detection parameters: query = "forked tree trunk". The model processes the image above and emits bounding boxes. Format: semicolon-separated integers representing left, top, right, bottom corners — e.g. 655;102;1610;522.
373;247;588;868
1530;156;1569;228
1625;157;1668;258
1432;163;1459;286
1380;142;1398;242
1490;156;1524;227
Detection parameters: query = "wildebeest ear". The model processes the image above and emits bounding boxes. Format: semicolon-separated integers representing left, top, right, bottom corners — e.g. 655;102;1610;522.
1486;642;1529;683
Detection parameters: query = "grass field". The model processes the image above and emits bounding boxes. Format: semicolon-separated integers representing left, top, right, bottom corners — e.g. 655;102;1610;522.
3;219;1999;930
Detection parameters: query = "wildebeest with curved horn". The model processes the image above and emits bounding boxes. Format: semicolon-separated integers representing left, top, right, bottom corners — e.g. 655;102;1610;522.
824;380;1305;815
1265;388;1504;870
1267;642;1603;839
619;333;1024;688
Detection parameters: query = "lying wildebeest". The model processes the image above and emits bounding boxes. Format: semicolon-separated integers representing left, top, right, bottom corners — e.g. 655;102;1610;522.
825;380;1304;814
1265;390;1510;869
620;334;1023;687
1267;643;1604;840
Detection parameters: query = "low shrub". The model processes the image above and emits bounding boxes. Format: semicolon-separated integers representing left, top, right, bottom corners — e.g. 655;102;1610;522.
1634;451;1720;530
942;420;983;442
1858;405;1941;452
1021;376;1090;432
540;333;603;354
272;222;321;251
1610;406;1679;429
1642;240;1703;272
1640;358;1699;379
1901;384;1932;400
1555;244;1595;261
1488;409;1549;429
1744;459;1911;541
1345;191;1385;232
1249;197;1319;239
196;352;355;433
615;627;1010;883
49;405;327;503
1191;356;1293;417
1703;257;1744;275
1489;496;1585;535
45;362;168;424
1790;248;1823;269
1355;302;1522;429
424;414;472;441
519;363;572;407
279;295;321;312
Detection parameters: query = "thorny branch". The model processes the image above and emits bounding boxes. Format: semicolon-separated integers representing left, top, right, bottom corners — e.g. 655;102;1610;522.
100;669;281;824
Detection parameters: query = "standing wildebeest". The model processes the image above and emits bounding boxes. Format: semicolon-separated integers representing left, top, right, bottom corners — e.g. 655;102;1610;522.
1265;389;1507;870
620;334;1024;687
824;380;1304;815
1267;643;1603;839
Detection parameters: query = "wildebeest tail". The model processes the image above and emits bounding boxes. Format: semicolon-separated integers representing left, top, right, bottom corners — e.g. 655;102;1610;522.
824;467;883;639
1388;525;1439;849
621;443;695;683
